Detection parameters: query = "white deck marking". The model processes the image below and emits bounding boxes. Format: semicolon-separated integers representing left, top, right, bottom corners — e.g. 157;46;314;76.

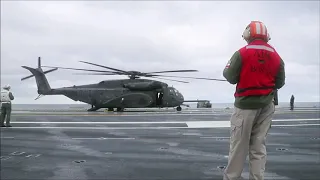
200;137;230;139
272;118;320;122
11;121;186;124
11;110;319;116
186;121;229;128
10;151;26;155
7;123;320;129
5;118;320;129
1;137;15;139
8;127;191;129
10;118;320;124
11;113;223;117
72;137;135;140
0;156;12;160
271;124;320;127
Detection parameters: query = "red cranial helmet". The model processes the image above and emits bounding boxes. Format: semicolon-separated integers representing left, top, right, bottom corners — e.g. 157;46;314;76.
242;21;271;42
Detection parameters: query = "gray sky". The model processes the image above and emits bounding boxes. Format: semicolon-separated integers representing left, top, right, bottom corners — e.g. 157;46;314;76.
1;1;319;104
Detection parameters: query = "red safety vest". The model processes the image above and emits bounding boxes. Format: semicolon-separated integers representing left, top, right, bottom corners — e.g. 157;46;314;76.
235;40;281;97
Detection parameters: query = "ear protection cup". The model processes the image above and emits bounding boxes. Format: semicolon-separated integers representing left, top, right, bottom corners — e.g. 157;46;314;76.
266;33;271;42
242;27;251;41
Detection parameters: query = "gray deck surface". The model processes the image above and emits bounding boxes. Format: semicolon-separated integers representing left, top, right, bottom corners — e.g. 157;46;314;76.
1;107;319;180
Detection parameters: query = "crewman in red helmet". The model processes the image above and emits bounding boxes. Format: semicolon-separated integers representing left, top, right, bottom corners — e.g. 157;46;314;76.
222;21;286;180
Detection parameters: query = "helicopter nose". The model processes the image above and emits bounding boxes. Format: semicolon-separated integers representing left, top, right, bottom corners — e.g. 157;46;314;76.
180;93;184;102
170;87;184;103
176;91;184;103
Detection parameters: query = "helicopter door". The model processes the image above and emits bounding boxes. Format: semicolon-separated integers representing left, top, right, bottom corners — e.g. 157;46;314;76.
156;91;164;106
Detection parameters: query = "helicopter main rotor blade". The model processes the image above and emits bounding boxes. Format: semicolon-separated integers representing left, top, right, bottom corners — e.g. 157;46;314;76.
145;70;198;74
147;74;227;81
79;61;129;74
148;77;189;83
72;73;120;75
41;66;122;74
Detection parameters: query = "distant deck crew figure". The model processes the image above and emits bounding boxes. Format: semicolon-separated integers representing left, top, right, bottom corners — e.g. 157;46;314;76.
0;84;14;127
222;21;286;180
290;94;295;110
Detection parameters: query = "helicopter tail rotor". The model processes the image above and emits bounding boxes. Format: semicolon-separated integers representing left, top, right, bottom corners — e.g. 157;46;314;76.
21;57;58;81
21;57;56;95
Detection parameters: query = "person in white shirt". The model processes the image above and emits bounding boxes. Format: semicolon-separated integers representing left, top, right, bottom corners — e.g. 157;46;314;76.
1;84;14;127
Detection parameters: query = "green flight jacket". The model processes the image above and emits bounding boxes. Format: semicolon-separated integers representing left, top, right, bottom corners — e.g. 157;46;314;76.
223;50;285;109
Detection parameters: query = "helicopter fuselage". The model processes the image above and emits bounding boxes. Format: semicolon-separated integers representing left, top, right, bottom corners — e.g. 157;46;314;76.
47;79;184;110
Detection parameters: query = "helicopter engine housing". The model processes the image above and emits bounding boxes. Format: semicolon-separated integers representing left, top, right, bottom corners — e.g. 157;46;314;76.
123;81;164;91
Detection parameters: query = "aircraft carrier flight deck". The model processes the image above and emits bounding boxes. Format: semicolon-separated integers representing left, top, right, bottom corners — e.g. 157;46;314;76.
1;106;319;180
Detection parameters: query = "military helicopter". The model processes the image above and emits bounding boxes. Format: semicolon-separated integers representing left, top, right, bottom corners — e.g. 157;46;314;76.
21;57;226;112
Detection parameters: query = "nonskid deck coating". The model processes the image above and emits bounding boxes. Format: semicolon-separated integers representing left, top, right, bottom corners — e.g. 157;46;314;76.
1;108;320;180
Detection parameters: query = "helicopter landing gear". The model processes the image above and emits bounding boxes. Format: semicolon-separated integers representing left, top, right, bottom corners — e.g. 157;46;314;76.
107;108;113;111
87;106;100;112
176;106;182;111
116;107;124;112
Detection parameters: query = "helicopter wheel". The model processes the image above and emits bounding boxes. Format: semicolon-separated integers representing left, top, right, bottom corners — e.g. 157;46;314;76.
87;106;100;112
176;106;182;111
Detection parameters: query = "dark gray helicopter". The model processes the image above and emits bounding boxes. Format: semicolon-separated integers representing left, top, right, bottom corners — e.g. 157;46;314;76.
21;57;226;112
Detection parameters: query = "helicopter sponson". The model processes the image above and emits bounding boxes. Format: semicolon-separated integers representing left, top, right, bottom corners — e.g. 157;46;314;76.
122;81;167;91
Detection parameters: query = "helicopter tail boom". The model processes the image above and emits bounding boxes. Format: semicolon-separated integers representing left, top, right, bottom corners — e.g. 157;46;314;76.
21;57;57;95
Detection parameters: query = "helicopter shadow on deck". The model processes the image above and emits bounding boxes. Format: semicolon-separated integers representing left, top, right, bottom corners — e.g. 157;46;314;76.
21;57;226;112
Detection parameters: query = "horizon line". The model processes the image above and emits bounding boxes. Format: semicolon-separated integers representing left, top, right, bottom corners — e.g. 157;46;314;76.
11;101;320;105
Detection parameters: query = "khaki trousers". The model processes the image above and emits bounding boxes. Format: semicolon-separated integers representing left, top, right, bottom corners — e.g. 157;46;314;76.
223;102;275;180
0;102;12;126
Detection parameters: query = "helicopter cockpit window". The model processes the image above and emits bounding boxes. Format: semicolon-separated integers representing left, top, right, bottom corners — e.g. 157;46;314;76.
173;89;182;96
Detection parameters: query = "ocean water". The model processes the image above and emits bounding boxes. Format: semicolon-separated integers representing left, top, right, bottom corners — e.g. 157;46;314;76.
10;102;320;111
